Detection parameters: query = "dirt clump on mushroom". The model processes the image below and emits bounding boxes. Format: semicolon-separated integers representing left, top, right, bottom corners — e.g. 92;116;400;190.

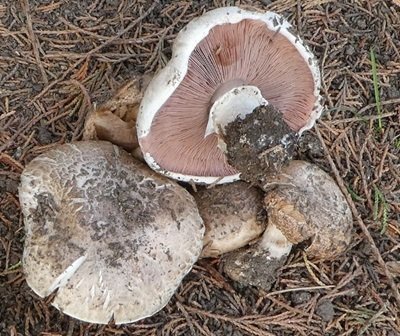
223;104;298;183
223;243;286;291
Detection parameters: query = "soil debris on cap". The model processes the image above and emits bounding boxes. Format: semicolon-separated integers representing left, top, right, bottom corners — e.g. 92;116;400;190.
222;104;299;183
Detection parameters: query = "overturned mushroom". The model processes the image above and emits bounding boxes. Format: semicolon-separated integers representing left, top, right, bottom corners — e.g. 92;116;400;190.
19;141;204;324
137;7;322;184
223;160;352;289
192;181;266;258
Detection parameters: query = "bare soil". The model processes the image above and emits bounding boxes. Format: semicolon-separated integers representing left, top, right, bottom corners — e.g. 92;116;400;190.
1;0;399;335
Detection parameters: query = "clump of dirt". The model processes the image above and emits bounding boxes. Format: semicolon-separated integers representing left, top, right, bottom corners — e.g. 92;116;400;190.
316;300;335;322
223;104;298;184
222;243;287;291
291;291;312;305
0;176;19;194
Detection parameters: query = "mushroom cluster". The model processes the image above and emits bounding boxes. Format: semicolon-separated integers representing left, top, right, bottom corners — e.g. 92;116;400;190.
19;6;352;325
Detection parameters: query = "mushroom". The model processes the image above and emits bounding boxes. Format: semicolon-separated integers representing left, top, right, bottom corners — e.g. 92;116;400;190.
192;181;266;258
19;141;204;324
83;75;151;156
223;160;353;289
137;7;322;184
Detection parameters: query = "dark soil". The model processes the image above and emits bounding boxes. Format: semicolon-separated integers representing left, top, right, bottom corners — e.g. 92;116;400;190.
223;104;298;184
1;0;400;335
223;243;288;291
315;300;335;322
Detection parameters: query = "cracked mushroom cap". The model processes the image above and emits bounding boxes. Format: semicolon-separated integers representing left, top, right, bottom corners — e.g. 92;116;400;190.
264;160;353;259
192;181;266;258
137;6;322;185
19;141;204;324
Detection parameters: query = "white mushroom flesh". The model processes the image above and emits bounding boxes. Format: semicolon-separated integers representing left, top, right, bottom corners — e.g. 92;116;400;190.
205;85;268;139
258;222;293;259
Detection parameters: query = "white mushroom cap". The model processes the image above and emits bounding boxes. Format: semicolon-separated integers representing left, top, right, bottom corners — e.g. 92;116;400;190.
19;141;204;324
137;6;322;185
192;181;266;258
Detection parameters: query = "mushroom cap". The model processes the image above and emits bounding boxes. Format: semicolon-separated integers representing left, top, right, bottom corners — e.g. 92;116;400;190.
192;181;266;257
137;7;322;184
264;160;352;259
19;141;204;324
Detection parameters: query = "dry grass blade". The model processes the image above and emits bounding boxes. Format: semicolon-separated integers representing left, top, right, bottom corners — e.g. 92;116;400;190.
369;48;383;133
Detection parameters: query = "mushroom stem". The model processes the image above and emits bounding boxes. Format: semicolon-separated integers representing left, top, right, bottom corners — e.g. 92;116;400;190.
258;222;292;259
222;222;292;291
204;85;268;138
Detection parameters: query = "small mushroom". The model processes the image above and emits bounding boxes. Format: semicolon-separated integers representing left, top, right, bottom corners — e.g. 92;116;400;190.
192;181;266;258
263;160;353;259
137;7;322;184
19;141;204;324
223;160;352;289
83;75;150;155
